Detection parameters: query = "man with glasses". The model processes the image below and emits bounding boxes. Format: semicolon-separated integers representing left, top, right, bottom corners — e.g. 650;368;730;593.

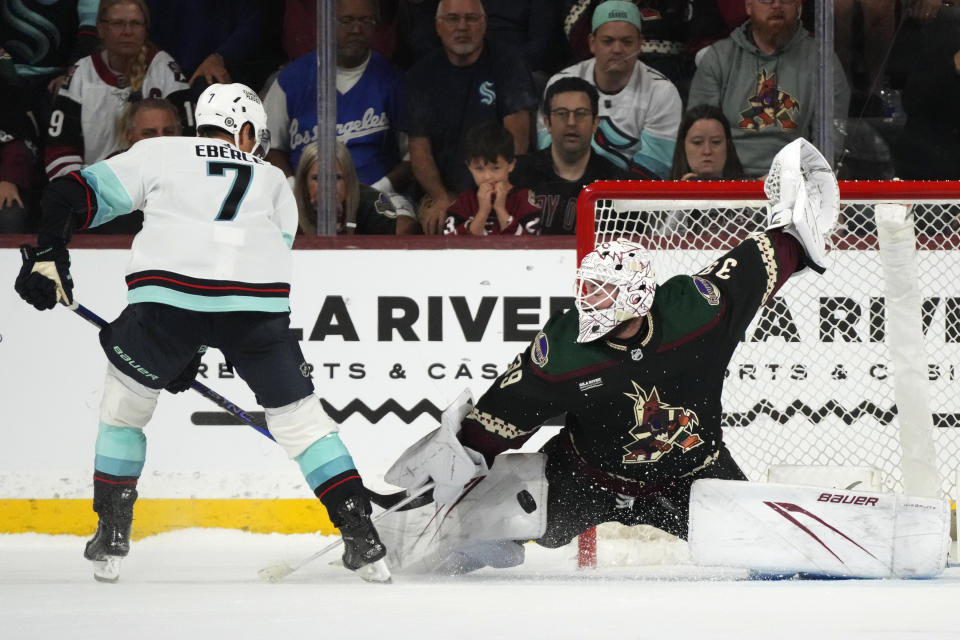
511;76;629;235
264;0;409;200
536;1;682;180
401;0;538;234
688;0;850;177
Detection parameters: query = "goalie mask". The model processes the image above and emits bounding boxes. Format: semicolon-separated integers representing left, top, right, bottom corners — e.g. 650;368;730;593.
574;239;657;343
196;83;272;158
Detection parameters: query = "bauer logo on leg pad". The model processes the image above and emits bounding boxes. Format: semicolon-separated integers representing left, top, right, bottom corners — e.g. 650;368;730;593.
688;478;950;579
816;492;879;506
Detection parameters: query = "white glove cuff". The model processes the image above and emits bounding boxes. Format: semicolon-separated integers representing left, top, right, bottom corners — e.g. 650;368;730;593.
371;176;394;194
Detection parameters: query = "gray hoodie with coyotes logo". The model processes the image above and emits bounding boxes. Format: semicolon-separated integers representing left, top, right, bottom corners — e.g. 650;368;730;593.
688;23;849;178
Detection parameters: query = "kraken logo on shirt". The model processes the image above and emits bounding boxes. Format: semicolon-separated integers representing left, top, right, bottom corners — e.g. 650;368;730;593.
593;116;638;170
479;81;496;106
622;383;702;464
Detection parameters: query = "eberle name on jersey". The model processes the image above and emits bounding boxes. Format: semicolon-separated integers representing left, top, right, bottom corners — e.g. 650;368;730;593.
195;143;264;164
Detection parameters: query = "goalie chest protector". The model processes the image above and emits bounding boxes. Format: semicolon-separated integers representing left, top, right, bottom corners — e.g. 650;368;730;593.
463;232;801;489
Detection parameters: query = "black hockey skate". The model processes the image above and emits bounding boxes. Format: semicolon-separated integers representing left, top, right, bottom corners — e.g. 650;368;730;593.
334;495;391;583
84;485;137;583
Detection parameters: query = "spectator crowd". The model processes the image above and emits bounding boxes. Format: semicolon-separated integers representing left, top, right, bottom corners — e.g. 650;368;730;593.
2;0;955;236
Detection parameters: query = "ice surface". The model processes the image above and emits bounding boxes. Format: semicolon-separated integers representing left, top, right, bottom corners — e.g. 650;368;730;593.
2;530;959;639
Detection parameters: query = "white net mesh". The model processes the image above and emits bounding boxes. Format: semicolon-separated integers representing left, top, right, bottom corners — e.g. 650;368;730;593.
579;181;960;498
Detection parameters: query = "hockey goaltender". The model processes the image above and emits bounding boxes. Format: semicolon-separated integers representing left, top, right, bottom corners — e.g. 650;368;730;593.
378;138;951;579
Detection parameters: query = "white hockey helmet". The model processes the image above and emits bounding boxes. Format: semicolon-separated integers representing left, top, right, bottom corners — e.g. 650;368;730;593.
574;239;657;343
195;83;271;158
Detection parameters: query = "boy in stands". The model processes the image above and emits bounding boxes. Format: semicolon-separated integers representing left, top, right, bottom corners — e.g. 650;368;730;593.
443;121;541;236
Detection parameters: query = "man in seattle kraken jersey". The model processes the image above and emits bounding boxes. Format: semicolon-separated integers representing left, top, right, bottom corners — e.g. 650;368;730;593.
536;1;682;179
388;138;840;567
14;82;390;583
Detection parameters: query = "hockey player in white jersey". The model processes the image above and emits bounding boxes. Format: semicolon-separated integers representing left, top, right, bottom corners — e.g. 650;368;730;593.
14;83;390;583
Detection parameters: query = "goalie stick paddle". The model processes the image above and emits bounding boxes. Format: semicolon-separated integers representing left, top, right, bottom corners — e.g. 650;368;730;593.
257;482;436;583
64;301;428;509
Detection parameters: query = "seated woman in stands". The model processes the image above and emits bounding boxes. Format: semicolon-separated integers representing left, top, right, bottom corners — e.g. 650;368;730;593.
662;104;750;234
43;0;193;179
670;104;745;181
293;141;419;235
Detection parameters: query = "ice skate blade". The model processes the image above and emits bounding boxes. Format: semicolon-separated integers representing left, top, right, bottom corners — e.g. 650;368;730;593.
92;556;122;583
356;558;392;583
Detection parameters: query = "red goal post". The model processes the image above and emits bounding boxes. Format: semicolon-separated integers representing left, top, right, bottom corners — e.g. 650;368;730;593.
574;179;960;568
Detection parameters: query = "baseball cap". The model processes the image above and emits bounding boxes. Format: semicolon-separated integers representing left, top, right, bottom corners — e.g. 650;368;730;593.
591;1;642;34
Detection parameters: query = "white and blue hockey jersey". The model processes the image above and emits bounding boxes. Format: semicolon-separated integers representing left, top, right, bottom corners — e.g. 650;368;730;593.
79;136;298;312
536;58;682;179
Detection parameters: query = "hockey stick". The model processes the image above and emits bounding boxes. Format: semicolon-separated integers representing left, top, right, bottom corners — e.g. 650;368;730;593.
366;485;434;511
65;300;427;509
257;481;436;583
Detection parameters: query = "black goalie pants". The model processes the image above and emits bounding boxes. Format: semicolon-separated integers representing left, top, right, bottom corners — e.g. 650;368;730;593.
535;433;747;548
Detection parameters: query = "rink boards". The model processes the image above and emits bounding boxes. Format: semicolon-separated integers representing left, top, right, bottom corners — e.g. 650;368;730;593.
2;245;957;535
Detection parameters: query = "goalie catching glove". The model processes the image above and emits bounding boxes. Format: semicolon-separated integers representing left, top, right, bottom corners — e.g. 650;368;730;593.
764;138;840;273
15;245;74;310
386;389;488;505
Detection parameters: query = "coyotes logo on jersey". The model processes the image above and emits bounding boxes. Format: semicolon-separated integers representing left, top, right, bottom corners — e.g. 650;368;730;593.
622;383;702;464
739;69;799;131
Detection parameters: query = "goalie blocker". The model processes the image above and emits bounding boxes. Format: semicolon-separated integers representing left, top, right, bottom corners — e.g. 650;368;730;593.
688;479;950;579
377;453;548;574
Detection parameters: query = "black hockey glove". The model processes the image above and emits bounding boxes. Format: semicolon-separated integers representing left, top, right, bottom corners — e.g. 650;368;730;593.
165;346;207;394
14;245;74;310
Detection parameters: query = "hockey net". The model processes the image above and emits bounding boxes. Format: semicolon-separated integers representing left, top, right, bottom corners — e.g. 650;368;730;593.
574;179;960;567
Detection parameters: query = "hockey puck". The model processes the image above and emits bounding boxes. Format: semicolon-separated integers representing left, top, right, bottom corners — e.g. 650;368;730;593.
516;490;537;513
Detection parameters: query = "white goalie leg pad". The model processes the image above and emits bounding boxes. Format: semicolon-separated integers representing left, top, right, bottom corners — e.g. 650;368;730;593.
764;137;840;273
99;363;160;428
385;389;486;505
377;452;548;574
688;479;950;578
766;464;884;492
264;395;339;458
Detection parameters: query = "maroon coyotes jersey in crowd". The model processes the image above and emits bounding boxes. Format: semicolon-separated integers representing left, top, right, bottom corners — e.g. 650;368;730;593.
443;186;542;235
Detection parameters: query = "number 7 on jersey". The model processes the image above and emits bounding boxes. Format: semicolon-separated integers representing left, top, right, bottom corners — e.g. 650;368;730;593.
208;161;252;221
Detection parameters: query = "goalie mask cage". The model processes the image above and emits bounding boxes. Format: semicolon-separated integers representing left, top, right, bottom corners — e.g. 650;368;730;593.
574;179;960;568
